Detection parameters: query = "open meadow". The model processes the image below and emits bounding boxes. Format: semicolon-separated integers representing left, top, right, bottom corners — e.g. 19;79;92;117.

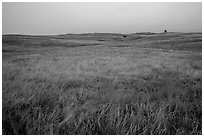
2;32;202;134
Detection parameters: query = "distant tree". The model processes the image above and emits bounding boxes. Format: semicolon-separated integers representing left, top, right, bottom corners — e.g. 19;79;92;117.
164;30;167;33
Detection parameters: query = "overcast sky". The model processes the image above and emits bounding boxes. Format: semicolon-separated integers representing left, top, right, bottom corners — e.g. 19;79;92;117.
2;2;202;34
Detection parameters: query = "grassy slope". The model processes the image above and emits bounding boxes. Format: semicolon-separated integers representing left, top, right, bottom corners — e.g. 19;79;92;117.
2;32;202;134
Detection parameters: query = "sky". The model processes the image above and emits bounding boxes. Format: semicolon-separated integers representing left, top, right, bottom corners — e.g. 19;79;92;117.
2;2;202;34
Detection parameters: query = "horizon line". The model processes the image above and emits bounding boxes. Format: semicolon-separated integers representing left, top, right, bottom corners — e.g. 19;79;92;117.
2;31;202;36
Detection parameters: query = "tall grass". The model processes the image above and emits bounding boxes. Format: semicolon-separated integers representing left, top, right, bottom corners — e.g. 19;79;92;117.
2;69;202;135
2;33;202;134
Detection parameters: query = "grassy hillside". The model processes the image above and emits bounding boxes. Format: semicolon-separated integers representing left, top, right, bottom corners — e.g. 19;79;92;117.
2;32;202;135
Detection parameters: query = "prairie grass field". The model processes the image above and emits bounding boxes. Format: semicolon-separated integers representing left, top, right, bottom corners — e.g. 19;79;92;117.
2;32;202;134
